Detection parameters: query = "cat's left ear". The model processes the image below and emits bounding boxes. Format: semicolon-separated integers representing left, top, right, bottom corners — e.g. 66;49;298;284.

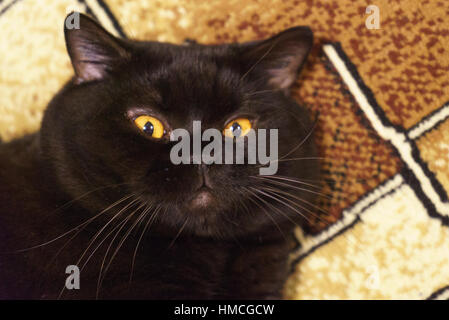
64;12;130;84
239;26;313;95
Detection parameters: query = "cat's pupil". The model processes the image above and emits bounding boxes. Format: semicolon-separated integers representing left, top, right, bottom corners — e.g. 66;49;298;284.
143;121;154;135
231;122;242;137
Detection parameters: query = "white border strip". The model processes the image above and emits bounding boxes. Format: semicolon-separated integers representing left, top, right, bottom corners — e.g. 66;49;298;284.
84;0;120;37
323;44;449;217
292;174;404;260
408;103;449;140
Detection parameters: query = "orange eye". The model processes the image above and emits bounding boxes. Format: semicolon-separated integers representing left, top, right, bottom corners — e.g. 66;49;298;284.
134;115;165;139
223;118;252;138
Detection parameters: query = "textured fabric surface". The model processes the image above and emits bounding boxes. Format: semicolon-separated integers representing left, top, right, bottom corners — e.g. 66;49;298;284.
1;0;448;299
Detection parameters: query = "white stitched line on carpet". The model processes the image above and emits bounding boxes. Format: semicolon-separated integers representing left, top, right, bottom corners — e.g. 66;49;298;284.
291;174;403;261
84;0;120;37
408;102;449;140
323;44;449;218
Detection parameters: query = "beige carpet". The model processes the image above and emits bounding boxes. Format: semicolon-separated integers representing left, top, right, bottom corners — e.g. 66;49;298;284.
1;0;449;299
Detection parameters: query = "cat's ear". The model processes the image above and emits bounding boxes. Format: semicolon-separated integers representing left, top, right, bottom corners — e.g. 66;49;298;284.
239;26;313;94
64;12;130;84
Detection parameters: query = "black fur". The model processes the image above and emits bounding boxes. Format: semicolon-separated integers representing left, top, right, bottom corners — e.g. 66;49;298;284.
0;13;317;299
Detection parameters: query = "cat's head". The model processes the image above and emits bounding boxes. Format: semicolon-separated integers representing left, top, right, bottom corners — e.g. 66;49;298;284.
41;13;318;238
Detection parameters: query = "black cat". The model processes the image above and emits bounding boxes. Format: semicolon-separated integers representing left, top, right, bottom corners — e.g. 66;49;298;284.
0;13;318;299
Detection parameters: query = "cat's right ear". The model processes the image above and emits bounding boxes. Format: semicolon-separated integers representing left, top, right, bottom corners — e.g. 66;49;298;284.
238;26;313;95
64;12;130;84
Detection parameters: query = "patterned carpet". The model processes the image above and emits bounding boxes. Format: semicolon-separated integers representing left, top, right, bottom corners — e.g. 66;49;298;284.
1;0;448;299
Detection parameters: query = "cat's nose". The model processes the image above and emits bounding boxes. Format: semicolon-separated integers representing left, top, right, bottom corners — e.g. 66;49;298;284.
187;164;215;210
198;164;213;189
191;164;213;190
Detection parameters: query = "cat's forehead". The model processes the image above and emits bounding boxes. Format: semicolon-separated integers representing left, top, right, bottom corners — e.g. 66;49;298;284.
137;52;244;115
118;44;253;126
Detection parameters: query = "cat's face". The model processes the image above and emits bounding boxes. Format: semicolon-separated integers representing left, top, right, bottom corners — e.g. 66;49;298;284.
41;13;318;238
